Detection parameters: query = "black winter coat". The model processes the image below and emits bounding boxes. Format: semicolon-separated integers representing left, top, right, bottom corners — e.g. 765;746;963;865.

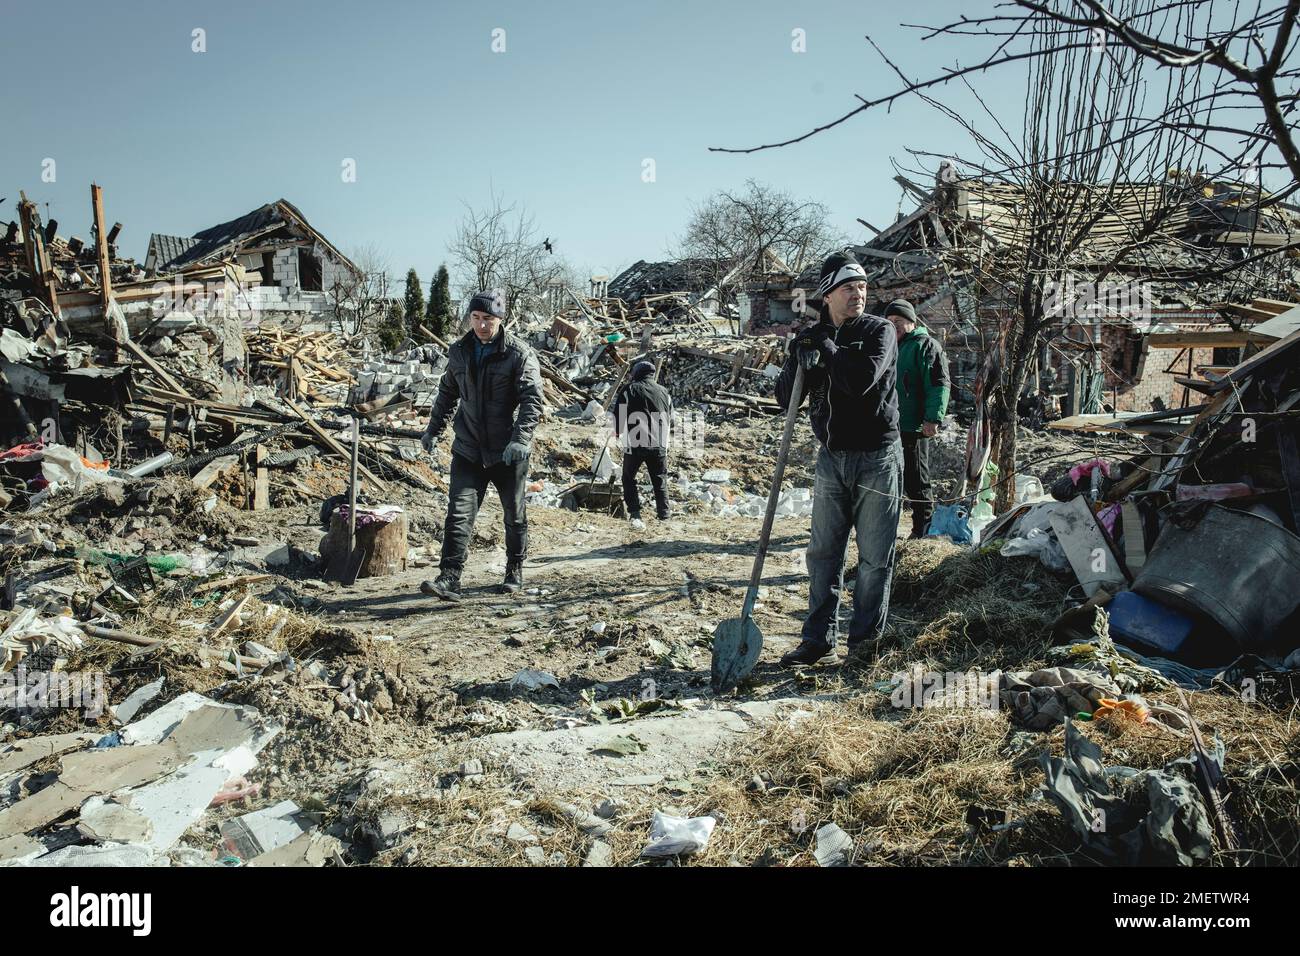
775;313;900;452
426;328;544;467
611;377;673;452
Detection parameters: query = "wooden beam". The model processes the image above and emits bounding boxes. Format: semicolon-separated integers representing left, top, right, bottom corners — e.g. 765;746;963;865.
1212;231;1294;246
192;455;239;490
17;194;61;317
283;397;388;493
1146;331;1259;349
90;183;115;322
1249;298;1296;316
120;338;195;401
253;445;270;510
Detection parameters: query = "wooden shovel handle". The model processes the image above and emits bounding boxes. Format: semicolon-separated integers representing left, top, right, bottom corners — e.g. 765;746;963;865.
741;364;805;620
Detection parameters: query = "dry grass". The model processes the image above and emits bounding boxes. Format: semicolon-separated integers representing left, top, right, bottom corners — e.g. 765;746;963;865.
684;540;1300;867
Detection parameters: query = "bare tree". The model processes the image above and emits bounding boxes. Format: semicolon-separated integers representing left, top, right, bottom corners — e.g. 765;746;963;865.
328;242;391;340
713;1;1299;197
711;0;1300;511
448;193;574;319
675;179;845;314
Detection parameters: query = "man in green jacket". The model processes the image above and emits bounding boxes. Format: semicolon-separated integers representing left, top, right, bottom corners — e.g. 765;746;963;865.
885;300;950;538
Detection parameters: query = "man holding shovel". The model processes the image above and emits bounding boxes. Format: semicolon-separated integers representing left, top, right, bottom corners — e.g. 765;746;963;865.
774;251;902;665
419;290;544;600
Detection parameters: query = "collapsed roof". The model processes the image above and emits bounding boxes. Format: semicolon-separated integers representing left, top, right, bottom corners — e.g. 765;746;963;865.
798;174;1300;309
145;199;358;276
607;259;724;302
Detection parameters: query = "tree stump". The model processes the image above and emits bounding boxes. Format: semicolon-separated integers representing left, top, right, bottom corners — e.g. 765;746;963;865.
319;507;408;578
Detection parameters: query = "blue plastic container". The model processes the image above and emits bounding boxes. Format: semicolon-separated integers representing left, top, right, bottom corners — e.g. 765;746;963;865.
1106;590;1195;656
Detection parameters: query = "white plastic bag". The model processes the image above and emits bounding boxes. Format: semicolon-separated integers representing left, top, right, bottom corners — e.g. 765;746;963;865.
641;811;716;857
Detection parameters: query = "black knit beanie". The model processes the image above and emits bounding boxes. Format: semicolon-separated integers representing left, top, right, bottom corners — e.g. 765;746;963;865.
815;251;868;301
883;299;918;325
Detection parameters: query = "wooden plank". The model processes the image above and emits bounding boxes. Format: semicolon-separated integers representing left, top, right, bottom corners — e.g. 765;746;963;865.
192;455;239;490
282;398;388;492
1172;376;1221;395
1213;231;1294;246
90;184;115;325
1146;331;1257;349
1214;326;1300;391
253;445;270;510
121;338;195;401
135;384;195;404
1249;298;1297;315
417;323;449;349
209;594;251;643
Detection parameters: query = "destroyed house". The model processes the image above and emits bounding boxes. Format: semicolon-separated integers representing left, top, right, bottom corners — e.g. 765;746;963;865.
146;199;361;316
608;258;725;312
777;174;1300;413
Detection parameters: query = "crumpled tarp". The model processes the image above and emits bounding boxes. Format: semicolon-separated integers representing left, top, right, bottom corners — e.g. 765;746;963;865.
1039;720;1217;866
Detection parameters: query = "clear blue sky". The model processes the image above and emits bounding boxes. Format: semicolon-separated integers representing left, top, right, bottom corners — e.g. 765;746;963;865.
3;0;1020;289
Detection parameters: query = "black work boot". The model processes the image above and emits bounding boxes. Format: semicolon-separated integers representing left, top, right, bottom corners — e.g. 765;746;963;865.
420;572;462;602
909;511;932;539
501;560;523;593
780;640;838;667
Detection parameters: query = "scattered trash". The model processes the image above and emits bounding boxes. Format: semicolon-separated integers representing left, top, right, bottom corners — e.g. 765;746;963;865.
1039;720;1217;865
509;668;560;692
641;811;716;857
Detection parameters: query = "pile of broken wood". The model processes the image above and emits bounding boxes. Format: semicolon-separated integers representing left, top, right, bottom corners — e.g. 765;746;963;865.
246;327;354;401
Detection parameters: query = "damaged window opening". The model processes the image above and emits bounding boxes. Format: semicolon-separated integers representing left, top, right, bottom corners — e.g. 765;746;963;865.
298;248;322;292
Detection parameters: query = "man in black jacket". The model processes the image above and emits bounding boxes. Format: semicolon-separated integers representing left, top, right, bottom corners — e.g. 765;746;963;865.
419;290;544;599
610;360;673;530
775;251;903;666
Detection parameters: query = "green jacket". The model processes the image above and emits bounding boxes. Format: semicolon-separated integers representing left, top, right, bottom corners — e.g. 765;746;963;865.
894;326;950;433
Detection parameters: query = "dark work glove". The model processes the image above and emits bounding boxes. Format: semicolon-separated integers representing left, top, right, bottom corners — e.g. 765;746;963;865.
796;340;822;370
809;323;838;357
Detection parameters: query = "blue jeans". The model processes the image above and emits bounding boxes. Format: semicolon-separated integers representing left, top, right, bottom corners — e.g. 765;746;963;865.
803;442;903;649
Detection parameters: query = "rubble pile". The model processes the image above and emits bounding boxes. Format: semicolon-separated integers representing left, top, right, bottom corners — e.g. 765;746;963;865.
965;326;1300;674
4;177;1297;870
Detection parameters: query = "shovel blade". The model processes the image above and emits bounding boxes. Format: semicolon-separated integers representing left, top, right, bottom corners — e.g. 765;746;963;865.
711;616;763;693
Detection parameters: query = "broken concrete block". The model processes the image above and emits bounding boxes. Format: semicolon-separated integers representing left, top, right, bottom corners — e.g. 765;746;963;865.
583;840;613;867
506;822;538;844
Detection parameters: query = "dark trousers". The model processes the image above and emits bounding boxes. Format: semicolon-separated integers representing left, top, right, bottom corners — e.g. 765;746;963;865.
621;449;669;518
440;452;528;574
901;432;933;534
